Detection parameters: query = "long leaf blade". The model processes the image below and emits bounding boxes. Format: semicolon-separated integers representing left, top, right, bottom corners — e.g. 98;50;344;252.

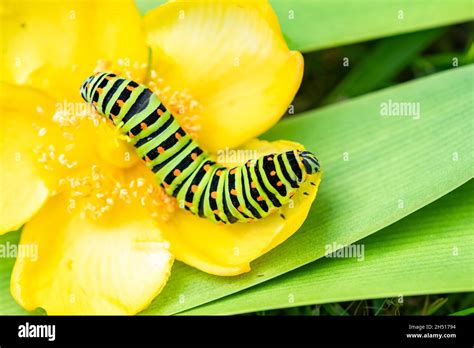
183;181;474;315
271;0;474;52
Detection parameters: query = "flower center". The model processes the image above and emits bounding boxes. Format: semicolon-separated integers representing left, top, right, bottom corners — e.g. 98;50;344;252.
147;69;203;139
32;101;177;221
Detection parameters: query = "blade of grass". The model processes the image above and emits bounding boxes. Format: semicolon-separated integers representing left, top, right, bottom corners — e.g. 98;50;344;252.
427;298;449;315
323;28;444;104
0;230;29;314
182;180;474;315
450;307;474;316
135;0;474;53
271;0;474;52
140;65;473;315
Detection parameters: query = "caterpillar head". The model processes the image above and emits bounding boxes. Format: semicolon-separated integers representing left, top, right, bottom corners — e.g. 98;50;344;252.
80;72;117;104
298;150;320;175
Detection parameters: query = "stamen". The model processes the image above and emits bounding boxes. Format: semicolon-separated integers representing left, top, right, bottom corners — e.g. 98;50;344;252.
147;69;202;138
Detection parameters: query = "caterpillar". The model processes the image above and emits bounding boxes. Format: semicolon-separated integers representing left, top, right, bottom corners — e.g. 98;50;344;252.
80;72;320;224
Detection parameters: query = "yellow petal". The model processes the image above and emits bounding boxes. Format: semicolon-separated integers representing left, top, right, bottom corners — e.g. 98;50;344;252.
0;83;58;234
11;168;174;315
1;0;148;102
0;83;140;234
144;0;303;152
161;139;321;276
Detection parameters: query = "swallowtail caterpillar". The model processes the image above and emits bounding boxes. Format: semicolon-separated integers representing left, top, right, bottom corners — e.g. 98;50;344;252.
81;73;320;224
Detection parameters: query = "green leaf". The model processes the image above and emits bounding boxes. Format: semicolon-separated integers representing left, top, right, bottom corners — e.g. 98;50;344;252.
135;0;474;52
0;231;29;314
323;28;444;104
271;0;474;52
140;65;473;315
450;307;474;316
426;297;449;315
182;180;474;315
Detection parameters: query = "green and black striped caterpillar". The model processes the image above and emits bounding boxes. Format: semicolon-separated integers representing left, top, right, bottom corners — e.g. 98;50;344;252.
80;72;320;224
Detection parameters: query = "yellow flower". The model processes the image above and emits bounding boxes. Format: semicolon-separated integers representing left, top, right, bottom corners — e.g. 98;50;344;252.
0;0;321;314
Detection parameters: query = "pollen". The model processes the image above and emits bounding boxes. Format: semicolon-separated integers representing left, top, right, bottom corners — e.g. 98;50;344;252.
38;128;47;137
148;70;203;138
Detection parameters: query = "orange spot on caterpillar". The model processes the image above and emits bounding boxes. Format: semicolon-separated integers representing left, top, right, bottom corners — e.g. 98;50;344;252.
257;196;264;201
246;161;252;167
86;83;91;89
204;164;211;172
185;201;193;208
157;146;165;154
213;209;220;215
128;131;134;138
216;170;223;176
267;156;273;161
251;182;257;189
173;169;181;176
175;132;182;140
211;191;218;199
238;205;245;212
96;87;103;95
230;189;238;196
140;122;148;130
110;113;117;120
157;109;164;116
105;76;113;81
277;181;283;187
270;170;276;176
145;156;151;163
191;153;198;160
230;168;236;175
126;85;135;91
117;99;125;107
191;185;199;193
